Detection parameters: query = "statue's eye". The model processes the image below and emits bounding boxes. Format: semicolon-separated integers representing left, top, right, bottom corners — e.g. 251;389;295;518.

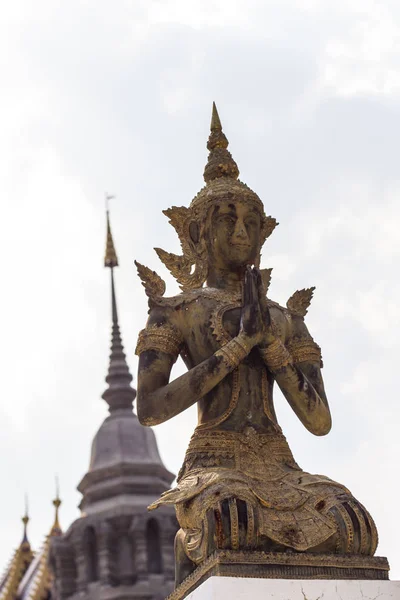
218;215;235;225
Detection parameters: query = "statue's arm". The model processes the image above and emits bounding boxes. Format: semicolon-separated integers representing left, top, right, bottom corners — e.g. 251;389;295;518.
274;360;331;436
137;347;233;426
261;315;331;436
136;305;256;427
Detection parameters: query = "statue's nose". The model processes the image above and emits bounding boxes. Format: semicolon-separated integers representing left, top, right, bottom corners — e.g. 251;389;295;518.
234;221;248;240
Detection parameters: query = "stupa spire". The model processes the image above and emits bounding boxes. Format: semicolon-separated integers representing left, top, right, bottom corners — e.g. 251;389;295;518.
102;205;136;412
203;101;239;183
104;198;119;268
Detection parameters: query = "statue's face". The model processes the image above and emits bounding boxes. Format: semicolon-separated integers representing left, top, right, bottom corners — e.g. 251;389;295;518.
207;201;261;270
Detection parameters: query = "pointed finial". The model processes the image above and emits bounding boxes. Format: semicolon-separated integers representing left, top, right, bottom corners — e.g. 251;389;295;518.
203;102;239;183
210;101;222;130
21;495;30;544
51;477;62;535
104;196;119;268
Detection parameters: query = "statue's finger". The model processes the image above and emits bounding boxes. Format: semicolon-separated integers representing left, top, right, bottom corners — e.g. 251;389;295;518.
255;269;263;296
249;270;258;306
258;274;268;309
243;268;250;306
247;266;256;306
246;269;254;305
254;269;270;326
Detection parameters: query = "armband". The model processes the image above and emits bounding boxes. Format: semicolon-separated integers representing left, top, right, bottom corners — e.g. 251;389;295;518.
287;337;323;366
135;323;183;361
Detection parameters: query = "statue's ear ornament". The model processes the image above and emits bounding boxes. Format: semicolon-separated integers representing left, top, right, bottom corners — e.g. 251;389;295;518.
134;260;166;300
154;205;208;291
162;206;193;257
286;287;316;317
261;216;279;245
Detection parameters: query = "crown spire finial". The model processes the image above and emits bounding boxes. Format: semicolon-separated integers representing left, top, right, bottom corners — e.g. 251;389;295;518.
210;101;222;131
203;102;239;183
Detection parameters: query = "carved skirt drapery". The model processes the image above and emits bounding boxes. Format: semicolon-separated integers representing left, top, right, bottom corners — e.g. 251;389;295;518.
149;428;378;564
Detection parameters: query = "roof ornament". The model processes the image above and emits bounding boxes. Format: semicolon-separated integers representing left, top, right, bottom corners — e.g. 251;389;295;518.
0;501;34;599
21;494;30;546
51;476;62;535
104;194;118;268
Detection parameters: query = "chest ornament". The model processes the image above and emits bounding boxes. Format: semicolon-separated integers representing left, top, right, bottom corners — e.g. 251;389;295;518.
210;300;241;346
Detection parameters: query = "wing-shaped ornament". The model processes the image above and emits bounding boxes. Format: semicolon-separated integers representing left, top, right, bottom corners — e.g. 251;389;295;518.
286;287;316;317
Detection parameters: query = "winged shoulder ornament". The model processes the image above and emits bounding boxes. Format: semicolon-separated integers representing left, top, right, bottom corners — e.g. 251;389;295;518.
286;287;316;318
135;260;166;300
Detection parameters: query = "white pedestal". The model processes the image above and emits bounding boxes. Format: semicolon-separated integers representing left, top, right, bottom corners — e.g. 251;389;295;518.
187;576;400;599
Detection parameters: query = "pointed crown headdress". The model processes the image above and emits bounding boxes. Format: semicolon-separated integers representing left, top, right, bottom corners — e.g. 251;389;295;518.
137;103;277;294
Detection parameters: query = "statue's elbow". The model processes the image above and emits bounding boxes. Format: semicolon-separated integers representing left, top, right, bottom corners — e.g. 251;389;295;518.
137;398;155;427
137;412;153;427
137;399;164;427
312;413;332;436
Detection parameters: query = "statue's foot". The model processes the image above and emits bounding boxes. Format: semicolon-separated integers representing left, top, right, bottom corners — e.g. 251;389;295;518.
175;498;254;586
175;529;197;587
212;497;255;550
328;500;378;555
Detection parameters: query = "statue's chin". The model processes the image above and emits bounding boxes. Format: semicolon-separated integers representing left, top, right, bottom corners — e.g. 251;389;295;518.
227;247;256;269
225;261;255;274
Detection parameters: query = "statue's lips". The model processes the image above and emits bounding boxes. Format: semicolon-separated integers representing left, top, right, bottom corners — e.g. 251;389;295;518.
231;243;251;249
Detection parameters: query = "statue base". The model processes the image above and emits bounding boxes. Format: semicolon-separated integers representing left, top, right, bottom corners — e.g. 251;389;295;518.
176;576;399;600
167;551;390;600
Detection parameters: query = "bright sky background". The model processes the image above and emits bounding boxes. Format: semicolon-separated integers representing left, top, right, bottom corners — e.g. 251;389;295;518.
1;0;400;580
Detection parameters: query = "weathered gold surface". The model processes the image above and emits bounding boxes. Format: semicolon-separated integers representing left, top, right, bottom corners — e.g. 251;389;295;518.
135;260;166;298
259;338;292;370
136;323;183;359
135;104;383;587
287;337;323;366
286;287;315;317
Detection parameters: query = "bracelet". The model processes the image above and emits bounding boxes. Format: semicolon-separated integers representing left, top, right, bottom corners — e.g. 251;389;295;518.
216;334;253;369
259;338;292;371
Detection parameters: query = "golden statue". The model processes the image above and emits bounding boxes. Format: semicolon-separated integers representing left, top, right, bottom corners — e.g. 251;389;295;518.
135;104;385;591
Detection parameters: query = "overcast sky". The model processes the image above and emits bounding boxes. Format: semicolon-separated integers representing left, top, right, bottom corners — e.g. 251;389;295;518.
1;0;400;580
